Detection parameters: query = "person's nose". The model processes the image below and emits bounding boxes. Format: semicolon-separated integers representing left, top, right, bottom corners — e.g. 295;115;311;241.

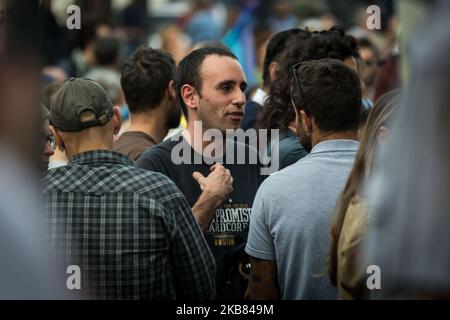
232;89;246;109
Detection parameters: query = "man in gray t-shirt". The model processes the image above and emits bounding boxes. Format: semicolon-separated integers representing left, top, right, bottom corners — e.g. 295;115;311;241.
245;59;362;300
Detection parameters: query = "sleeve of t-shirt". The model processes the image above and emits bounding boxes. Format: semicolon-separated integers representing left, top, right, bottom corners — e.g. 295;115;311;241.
245;182;276;261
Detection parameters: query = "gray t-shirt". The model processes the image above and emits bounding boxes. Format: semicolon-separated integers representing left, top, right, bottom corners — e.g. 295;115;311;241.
246;140;359;300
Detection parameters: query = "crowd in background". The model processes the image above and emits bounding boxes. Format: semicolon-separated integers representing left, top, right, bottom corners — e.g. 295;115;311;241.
40;1;397;106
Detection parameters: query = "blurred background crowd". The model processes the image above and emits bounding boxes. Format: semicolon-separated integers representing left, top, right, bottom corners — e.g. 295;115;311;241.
40;0;399;100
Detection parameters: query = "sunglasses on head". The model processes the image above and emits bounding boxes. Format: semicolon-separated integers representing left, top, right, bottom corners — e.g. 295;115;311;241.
291;61;307;110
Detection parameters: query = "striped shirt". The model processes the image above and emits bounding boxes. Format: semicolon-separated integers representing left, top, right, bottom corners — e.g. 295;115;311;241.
43;150;216;300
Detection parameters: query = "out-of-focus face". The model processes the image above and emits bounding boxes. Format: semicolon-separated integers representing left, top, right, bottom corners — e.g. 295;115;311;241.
343;56;358;72
196;55;247;133
359;47;378;86
41;119;54;172
272;0;290;18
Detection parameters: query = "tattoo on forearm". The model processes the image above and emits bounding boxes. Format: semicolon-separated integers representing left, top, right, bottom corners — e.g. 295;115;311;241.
246;257;280;299
249;257;277;284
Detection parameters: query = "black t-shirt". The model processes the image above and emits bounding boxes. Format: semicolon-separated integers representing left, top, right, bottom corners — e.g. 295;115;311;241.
137;133;264;299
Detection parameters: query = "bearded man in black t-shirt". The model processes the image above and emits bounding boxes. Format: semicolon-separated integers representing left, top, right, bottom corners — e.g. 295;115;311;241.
138;47;265;299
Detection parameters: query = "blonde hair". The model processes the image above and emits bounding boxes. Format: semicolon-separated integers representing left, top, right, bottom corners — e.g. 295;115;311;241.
328;90;400;286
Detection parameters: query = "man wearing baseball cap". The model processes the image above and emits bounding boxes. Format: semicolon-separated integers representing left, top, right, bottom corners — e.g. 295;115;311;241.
43;78;216;299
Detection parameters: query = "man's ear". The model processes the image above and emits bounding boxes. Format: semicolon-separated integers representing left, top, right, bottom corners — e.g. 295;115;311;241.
269;61;280;82
51;125;65;151
300;110;312;134
180;84;198;112
112;106;122;135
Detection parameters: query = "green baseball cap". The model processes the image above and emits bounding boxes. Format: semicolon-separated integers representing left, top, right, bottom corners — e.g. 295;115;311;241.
50;77;114;132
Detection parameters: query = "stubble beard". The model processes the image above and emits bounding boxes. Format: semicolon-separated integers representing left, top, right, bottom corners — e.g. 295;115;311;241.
296;123;312;153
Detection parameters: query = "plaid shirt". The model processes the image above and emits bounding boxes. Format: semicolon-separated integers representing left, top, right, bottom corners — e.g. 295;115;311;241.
43;150;216;300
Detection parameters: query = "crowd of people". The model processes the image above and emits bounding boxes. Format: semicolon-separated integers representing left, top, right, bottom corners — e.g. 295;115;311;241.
1;0;449;300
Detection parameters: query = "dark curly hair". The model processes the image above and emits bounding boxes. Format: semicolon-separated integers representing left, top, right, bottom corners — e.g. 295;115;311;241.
262;28;306;89
257;26;360;134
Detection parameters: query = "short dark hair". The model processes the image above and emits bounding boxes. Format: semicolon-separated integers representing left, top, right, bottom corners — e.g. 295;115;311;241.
121;46;176;113
177;47;238;118
291;58;361;133
95;36;120;66
262;28;306;88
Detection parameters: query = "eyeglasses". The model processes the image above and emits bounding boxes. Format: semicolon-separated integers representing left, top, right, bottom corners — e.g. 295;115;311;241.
291;62;307;110
42;133;56;150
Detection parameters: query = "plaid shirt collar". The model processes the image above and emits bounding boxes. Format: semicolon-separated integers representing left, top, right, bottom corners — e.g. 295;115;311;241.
69;150;134;167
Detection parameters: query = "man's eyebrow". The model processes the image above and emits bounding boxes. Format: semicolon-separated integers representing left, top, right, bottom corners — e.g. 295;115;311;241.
215;80;236;89
215;80;248;91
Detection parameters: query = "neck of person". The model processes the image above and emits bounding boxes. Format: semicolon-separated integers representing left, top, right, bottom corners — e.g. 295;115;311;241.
312;129;359;147
184;120;226;158
126;108;168;144
65;137;114;160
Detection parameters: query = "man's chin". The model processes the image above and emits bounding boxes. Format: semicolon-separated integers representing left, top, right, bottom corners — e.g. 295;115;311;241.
221;122;241;132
